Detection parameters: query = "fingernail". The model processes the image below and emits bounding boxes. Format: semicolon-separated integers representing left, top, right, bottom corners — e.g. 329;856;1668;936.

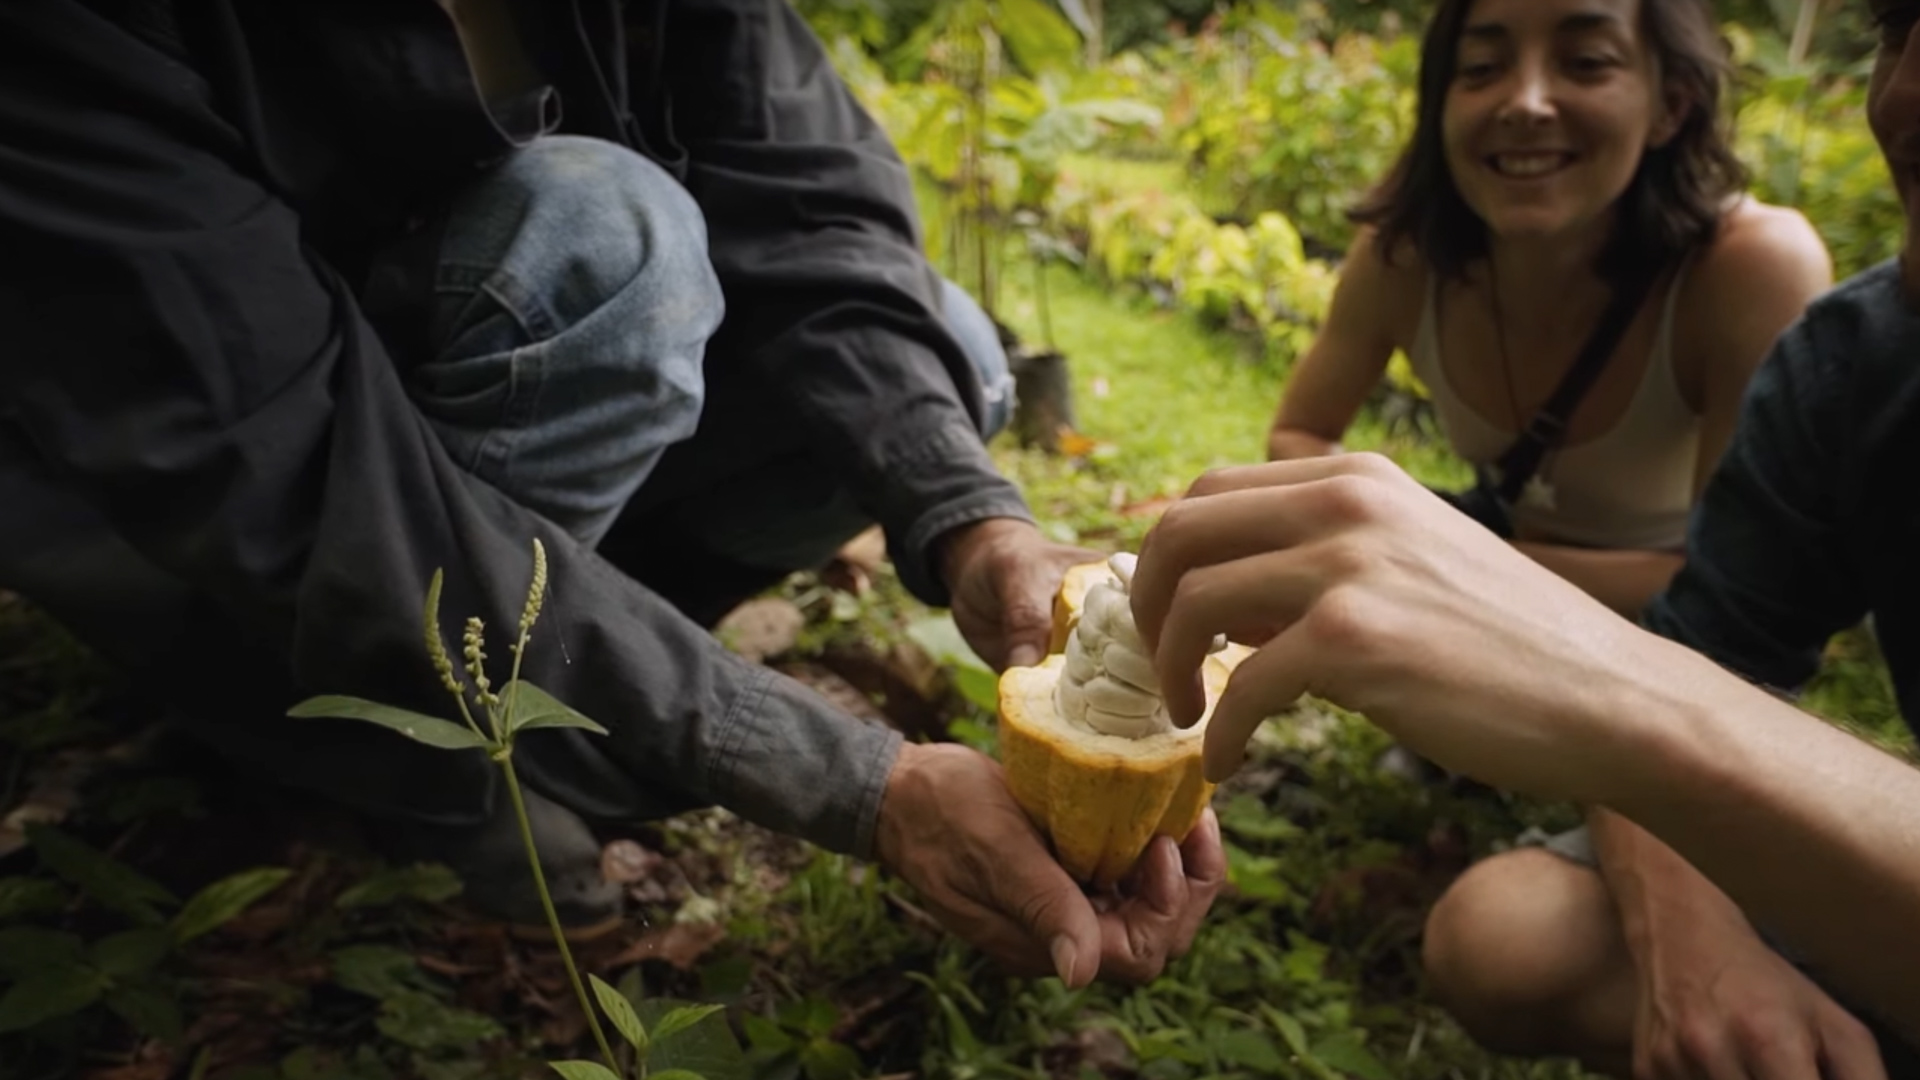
1049;935;1078;984
1008;645;1042;670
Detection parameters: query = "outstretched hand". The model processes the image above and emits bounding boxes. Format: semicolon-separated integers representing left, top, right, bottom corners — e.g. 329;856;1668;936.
1129;453;1667;798
941;518;1100;671
874;743;1225;985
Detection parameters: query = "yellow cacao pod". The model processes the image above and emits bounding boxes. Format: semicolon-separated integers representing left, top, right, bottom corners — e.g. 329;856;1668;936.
1000;561;1248;887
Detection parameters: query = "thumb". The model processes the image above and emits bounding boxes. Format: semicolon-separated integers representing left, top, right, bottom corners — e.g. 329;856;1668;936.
989;850;1102;987
1001;577;1057;672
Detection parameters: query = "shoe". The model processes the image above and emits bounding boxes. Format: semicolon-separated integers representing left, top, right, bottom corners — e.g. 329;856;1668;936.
378;781;623;940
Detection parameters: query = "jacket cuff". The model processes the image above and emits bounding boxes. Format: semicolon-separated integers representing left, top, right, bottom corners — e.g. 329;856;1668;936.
866;420;1035;607
707;664;905;858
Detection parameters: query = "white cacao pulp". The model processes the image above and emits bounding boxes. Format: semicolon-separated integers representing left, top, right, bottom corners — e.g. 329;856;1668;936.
1054;553;1175;739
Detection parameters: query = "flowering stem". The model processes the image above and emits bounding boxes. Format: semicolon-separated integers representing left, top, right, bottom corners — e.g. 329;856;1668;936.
499;753;618;1073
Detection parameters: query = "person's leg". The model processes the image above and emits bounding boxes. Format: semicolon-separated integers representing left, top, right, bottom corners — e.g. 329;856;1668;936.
601;277;1015;627
367;134;724;548
353;135;726;926
0;134;725;928
1422;846;1638;1072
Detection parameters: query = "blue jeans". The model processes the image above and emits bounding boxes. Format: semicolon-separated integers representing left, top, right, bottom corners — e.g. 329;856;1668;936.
372;135;1012;608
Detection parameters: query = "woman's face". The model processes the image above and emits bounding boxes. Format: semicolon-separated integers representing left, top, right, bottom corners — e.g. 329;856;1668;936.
1442;0;1677;244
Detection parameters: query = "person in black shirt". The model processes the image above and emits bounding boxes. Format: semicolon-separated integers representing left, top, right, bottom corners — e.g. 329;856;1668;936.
0;0;1222;984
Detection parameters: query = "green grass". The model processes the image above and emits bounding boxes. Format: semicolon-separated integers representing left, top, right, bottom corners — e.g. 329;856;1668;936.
986;249;1468;552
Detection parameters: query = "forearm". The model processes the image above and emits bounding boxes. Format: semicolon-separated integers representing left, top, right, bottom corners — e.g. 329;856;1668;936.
1266;426;1344;462
1513;541;1682;619
1585;641;1920;1037
1588;805;1756;970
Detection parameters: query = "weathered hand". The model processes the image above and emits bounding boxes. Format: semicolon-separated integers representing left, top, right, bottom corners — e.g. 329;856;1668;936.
873;743;1225;985
940;517;1099;671
1128;453;1670;795
1632;913;1884;1080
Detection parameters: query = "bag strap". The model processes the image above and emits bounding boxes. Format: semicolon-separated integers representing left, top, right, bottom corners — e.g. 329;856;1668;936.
1489;269;1663;505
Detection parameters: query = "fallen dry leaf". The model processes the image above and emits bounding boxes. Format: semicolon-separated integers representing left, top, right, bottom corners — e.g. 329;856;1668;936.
715;598;807;663
605;920;727;971
775;661;890;727
600;839;666;885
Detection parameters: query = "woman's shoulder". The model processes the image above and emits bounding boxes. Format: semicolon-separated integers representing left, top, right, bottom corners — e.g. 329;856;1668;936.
1334;226;1428;338
1685;198;1833;299
1668;198;1837;397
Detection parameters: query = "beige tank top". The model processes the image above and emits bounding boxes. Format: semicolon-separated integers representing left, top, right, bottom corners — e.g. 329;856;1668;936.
1406;271;1700;551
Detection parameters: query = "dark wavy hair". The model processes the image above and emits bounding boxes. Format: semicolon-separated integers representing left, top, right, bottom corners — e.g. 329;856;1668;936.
1351;0;1747;286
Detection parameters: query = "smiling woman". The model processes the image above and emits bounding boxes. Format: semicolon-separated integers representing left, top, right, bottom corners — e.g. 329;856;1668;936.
1264;0;1834;620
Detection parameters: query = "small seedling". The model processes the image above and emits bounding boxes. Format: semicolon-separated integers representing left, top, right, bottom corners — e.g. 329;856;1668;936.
291;540;718;1079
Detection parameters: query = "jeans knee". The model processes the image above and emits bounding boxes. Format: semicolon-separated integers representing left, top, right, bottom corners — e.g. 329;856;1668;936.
442;136;723;354
418;136;726;545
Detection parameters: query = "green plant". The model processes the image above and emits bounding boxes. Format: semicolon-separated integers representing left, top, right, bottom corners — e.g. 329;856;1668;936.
1167;5;1415;251
287;541;729;1080
0;826;289;1044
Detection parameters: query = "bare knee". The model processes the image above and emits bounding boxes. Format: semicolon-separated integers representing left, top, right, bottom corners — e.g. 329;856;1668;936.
1422;848;1627;1056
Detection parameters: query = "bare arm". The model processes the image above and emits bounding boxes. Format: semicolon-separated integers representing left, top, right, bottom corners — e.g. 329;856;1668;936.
1589;209;1840;980
1266;231;1405;461
1512;543;1680;619
1130;453;1916;1041
1595;650;1920;1042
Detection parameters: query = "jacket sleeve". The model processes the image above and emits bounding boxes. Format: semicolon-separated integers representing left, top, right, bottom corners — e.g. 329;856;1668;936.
659;0;1034;606
1641;300;1869;694
0;0;899;858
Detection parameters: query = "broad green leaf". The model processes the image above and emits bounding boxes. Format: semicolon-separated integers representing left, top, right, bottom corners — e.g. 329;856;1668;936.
740;1013;794;1053
26;824;177;925
653;1004;727;1045
0;877;68;922
1224;844;1291;902
1217;794;1303;843
549;1063;620;1080
0;965;109;1032
1262;1005;1311;1058
905;615;998;710
590;973;647;1051
641;998;751;1080
798;1039;862;1080
330;944;430;999
375;990;503;1051
336;863;463;909
0;926;86;978
288;697;489;750
1309;1034;1395;1080
106;978;185;1041
904;615;991;675
502;681;609;736
279;1045;395;1080
173;867;291;944
92;927;175;978
997;0;1081;75
1214;1029;1286;1073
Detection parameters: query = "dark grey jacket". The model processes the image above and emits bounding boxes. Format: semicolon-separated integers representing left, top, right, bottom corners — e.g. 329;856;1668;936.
0;0;1030;855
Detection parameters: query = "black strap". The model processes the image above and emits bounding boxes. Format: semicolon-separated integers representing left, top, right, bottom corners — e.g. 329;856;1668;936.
1489;270;1663;504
